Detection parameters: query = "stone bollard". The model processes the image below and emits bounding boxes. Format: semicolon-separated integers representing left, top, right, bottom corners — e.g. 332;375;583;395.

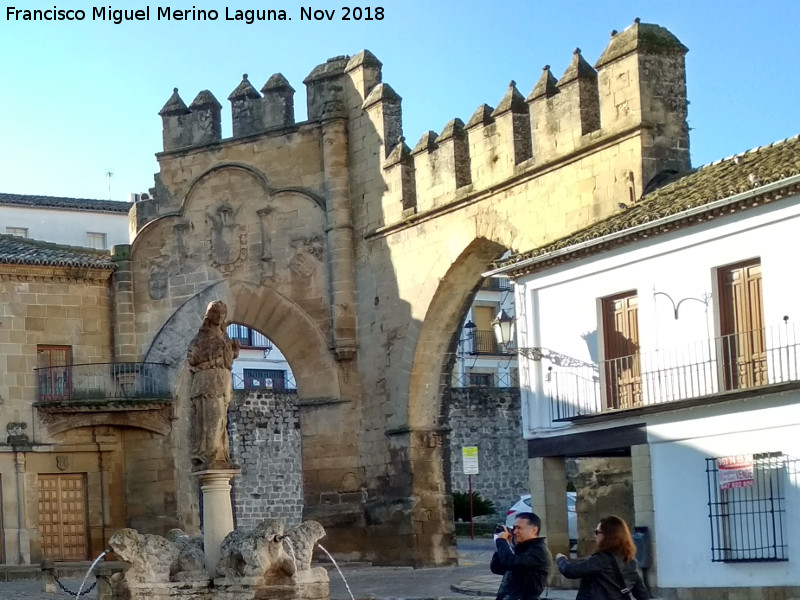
40;559;56;593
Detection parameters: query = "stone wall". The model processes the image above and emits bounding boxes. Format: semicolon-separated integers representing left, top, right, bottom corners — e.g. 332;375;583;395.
228;390;303;529
445;387;527;522
225;386;524;529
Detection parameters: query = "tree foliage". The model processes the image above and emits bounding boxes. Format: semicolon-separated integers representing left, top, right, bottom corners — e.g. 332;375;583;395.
452;491;495;522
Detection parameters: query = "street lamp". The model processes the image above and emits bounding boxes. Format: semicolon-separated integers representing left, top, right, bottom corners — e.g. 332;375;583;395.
491;309;515;352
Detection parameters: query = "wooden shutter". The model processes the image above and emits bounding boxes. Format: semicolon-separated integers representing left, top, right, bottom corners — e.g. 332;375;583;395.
718;260;766;389
602;291;642;408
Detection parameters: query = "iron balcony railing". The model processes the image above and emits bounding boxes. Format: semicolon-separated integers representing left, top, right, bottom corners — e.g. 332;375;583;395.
467;330;515;355
450;371;519;388
232;372;297;391
35;362;171;403
480;277;512;292
549;324;799;420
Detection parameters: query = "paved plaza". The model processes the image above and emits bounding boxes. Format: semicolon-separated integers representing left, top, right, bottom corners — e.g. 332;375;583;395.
0;538;657;600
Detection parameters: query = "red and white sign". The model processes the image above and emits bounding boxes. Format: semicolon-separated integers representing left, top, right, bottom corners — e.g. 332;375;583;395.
718;454;754;490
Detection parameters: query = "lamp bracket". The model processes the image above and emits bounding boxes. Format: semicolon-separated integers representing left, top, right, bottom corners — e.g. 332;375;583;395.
517;346;597;370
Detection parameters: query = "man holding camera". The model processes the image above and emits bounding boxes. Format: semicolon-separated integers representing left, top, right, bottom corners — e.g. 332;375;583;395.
490;512;550;600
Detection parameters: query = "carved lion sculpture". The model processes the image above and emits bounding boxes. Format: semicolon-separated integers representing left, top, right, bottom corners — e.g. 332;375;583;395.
166;528;205;580
284;520;326;571
215;518;295;579
108;528;180;584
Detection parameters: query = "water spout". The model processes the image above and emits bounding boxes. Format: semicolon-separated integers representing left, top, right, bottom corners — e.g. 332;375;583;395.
283;536;298;574
77;549;106;598
317;544;355;600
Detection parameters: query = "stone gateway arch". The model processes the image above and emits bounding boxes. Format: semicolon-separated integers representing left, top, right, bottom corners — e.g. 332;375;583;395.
115;21;689;565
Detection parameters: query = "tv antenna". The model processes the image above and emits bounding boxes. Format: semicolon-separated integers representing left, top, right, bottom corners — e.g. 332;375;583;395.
105;170;114;199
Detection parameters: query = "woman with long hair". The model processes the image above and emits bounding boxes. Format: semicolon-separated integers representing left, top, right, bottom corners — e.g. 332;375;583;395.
555;515;649;600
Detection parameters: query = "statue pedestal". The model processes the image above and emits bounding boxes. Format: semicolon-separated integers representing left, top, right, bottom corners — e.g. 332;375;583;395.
193;468;241;574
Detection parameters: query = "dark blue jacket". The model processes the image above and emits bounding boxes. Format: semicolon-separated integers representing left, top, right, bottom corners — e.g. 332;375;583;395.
490;537;550;600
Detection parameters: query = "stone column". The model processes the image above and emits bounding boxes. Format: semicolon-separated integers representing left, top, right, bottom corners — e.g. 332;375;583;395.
110;245;137;362
194;469;240;573
321;100;357;361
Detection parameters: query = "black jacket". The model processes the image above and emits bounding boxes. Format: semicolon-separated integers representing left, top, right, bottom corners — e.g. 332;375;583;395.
556;552;649;600
490;537;550;600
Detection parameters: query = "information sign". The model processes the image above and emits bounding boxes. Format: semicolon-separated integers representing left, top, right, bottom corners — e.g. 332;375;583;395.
462;446;479;475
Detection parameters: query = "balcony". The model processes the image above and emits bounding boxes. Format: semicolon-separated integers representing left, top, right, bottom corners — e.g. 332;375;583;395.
34;362;173;434
479;277;512;293
35;362;172;406
466;330;516;356
232;371;297;392
450;371;519;388
548;325;799;420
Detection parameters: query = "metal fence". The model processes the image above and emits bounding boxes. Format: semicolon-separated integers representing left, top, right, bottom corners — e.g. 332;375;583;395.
548;324;799;419
450;371;519;388
35;362;171;403
465;330;515;356
232;371;297;391
480;277;512;292
705;452;798;562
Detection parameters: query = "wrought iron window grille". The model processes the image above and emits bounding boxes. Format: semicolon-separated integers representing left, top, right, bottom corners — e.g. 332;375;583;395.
705;452;798;562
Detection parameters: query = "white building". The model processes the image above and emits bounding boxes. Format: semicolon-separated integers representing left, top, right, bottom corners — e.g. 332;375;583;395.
0;192;132;248
488;135;800;599
452;276;518;388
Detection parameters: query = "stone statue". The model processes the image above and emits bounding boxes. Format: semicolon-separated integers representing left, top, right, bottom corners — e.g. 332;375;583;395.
216;518;295;579
108;528;180;584
187;300;240;470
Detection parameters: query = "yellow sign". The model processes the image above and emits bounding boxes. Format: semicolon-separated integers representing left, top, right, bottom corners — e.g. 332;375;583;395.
462;446;479;475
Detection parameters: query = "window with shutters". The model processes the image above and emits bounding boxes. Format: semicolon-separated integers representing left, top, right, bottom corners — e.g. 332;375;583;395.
601;291;641;409
717;259;766;390
37;346;72;401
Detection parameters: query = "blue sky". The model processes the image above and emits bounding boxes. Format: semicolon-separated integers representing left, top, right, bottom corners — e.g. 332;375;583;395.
0;1;797;202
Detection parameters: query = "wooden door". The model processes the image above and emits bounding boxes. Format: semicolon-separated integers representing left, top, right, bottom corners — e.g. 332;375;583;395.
37;474;88;561
718;260;766;389
602;291;642;408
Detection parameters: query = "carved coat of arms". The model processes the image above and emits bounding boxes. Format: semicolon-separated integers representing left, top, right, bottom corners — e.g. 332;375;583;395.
208;203;247;274
289;235;324;277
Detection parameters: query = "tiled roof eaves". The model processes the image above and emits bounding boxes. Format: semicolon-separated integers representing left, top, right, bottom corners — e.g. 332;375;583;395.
0;193;133;213
0;234;116;270
489;172;800;279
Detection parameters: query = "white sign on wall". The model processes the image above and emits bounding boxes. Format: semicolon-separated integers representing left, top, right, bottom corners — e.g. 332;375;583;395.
718;454;754;490
462;446;479;475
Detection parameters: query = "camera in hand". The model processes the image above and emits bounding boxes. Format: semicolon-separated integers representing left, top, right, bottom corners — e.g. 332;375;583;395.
494;523;507;534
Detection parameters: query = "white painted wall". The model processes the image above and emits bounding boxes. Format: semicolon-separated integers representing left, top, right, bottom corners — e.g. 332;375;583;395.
648;398;800;587
516;198;800;433
513;194;800;589
0;204;130;247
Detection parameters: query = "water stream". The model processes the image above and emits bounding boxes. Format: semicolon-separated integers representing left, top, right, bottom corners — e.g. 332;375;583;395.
283;536;298;574
317;544;355;600
77;549;107;598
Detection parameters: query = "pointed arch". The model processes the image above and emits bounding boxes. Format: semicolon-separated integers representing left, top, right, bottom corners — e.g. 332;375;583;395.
406;237;509;429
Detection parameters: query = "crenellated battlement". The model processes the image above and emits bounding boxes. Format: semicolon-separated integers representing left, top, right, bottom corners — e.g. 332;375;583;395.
155;19;690;237
377;19;690;225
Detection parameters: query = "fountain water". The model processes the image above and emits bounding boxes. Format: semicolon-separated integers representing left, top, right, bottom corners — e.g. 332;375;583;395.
284;535;298;574
317;544;355;600
77;549;106;598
